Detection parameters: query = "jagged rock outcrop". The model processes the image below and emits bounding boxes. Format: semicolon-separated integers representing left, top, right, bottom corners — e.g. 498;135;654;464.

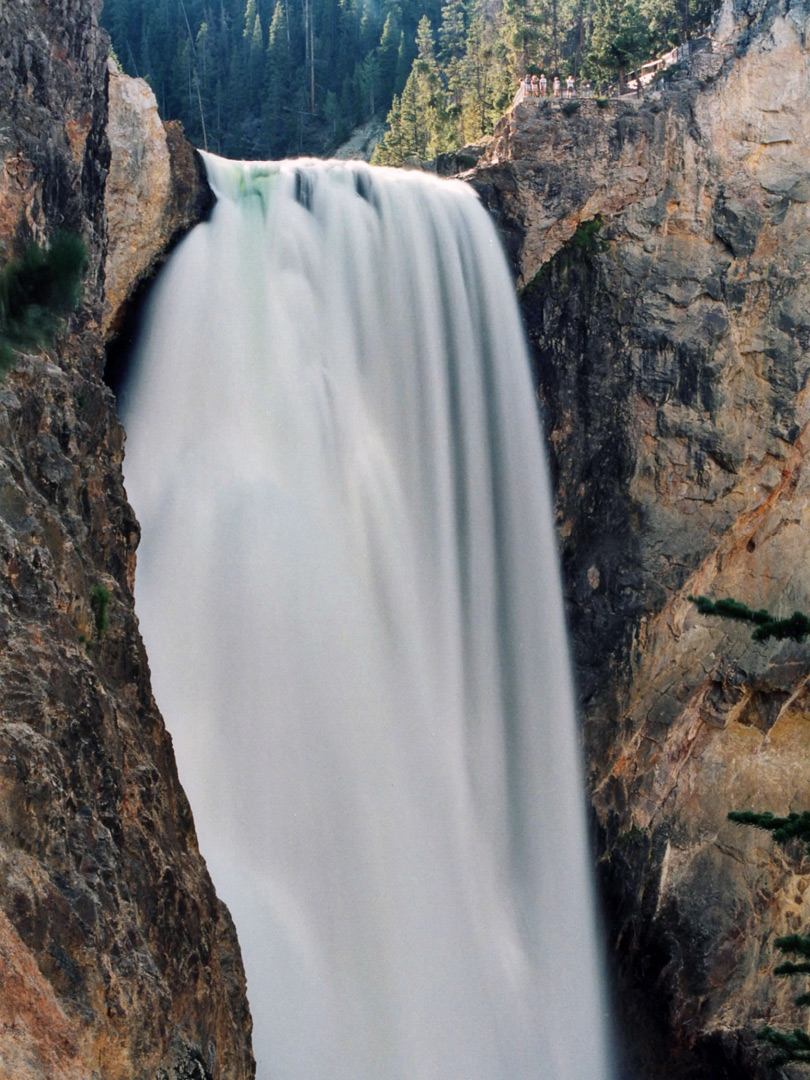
0;3;251;1078
470;0;810;1076
103;62;212;339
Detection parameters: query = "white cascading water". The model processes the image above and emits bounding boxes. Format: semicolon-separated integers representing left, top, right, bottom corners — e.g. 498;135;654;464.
122;154;612;1080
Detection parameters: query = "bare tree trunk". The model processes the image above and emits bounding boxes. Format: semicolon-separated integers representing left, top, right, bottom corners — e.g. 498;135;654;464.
311;11;316;112
179;0;208;149
303;0;316;113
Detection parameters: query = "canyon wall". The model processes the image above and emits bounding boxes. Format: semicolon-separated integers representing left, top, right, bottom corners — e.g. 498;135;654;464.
0;3;251;1077
3;0;810;1074
470;0;810;1075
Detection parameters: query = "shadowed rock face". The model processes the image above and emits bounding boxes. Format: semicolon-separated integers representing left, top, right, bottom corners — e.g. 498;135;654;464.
0;0;109;325
0;3;251;1078
470;0;810;1075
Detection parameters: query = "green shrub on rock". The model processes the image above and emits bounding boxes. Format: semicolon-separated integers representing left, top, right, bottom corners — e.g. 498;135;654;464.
90;584;111;639
0;232;87;375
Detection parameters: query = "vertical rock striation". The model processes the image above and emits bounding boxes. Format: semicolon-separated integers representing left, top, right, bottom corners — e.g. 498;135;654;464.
0;3;251;1078
470;0;810;1075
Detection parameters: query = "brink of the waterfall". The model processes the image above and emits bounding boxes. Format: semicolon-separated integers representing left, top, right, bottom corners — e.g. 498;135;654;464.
122;154;614;1080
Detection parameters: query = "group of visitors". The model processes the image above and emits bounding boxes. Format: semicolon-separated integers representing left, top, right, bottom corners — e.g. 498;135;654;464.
521;72;577;98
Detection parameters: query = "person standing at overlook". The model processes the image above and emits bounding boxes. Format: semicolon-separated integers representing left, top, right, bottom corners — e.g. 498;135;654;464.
539;73;547;96
566;74;575;97
553;75;561;97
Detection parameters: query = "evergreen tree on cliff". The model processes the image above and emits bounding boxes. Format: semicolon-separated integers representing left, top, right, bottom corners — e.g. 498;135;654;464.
374;17;450;163
264;1;295;155
694;595;810;1068
103;0;724;159
587;0;651;87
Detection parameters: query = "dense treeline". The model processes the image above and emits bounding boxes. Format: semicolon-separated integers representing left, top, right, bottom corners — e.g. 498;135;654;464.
102;0;720;163
103;0;439;157
372;0;720;163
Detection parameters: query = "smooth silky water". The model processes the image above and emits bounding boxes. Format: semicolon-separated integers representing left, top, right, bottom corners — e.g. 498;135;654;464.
122;154;613;1079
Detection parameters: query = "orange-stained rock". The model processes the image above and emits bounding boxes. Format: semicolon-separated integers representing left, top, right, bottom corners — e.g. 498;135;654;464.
0;907;92;1080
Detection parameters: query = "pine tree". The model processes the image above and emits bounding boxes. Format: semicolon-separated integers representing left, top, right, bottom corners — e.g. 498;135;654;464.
398;72;424;156
359;51;382;116
244;0;259;37
639;0;683;49
587;0;650;88
249;11;265;99
372;93;404;162
324;88;347;141
264;1;294;155
438;0;466;106
0;234;88;376
394;28;411;92
500;0;532;78
728;810;810;848
461;8;505;141
377;12;403;101
756;1027;810;1068
689;595;810;644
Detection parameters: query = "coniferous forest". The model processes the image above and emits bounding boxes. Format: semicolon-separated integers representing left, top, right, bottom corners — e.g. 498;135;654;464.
102;0;721;166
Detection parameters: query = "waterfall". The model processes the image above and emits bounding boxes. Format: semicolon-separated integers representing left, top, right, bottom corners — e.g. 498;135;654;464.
122;154;612;1080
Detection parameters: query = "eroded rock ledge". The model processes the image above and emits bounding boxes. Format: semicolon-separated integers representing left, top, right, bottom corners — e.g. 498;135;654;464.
103;62;213;340
468;0;810;1075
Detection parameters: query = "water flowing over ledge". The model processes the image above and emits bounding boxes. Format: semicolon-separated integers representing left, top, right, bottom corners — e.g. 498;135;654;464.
122;154;613;1080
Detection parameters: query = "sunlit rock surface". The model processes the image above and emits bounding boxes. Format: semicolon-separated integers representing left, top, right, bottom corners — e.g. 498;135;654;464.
0;3;252;1078
103;63;212;339
470;0;810;1075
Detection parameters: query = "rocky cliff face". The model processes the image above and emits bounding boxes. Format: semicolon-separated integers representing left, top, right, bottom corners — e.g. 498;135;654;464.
4;0;809;1073
471;0;810;1075
103;61;212;339
0;3;251;1078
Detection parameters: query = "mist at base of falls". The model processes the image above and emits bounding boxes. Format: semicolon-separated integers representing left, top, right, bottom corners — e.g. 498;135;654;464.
122;154;613;1080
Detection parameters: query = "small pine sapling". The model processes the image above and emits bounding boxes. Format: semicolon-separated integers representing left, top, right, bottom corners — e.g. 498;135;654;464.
755;1026;810;1068
90;584;110;639
728;811;810;848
